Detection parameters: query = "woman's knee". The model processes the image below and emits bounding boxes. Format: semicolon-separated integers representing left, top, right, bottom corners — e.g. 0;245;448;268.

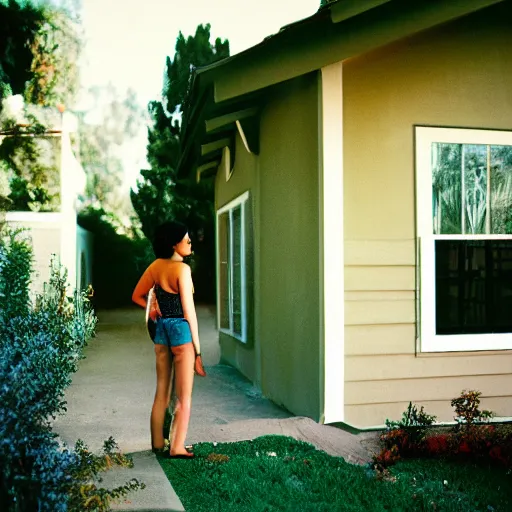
174;397;191;414
153;392;170;407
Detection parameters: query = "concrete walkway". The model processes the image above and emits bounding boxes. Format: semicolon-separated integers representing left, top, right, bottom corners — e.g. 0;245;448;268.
54;306;380;511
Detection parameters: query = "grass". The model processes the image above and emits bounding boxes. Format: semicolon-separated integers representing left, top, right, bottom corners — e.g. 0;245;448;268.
156;435;512;512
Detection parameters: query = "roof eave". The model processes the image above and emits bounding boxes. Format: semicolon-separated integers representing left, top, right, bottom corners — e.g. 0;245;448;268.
179;0;505;178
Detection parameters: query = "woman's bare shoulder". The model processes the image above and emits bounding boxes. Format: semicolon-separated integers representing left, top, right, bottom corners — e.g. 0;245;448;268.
145;259;158;275
175;261;191;275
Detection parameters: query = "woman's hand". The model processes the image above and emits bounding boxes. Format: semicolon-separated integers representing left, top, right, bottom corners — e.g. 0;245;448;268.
148;300;161;321
194;354;206;377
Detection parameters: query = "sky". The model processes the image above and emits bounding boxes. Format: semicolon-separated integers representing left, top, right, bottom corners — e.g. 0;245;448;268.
78;0;321;189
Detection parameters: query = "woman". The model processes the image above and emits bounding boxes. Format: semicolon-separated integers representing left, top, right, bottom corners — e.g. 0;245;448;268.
132;221;205;458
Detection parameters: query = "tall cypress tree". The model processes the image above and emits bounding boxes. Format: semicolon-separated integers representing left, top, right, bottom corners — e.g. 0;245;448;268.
131;24;229;302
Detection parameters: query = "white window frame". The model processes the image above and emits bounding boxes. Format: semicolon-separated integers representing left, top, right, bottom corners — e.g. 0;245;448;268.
416;126;512;352
216;191;249;343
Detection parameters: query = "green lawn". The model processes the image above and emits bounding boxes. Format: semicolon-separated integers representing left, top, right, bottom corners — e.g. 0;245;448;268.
157;435;511;512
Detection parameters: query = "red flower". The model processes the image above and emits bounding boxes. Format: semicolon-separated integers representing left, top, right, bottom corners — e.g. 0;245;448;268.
425;435;449;455
458;441;471;454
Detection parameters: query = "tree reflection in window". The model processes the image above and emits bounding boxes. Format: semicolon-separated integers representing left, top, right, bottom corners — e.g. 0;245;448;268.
432;143;512;235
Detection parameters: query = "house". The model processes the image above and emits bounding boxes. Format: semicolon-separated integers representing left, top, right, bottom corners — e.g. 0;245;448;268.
178;0;512;428
2;104;92;296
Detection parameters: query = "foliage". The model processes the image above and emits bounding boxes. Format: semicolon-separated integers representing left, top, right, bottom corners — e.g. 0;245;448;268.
0;0;83;212
385;402;437;444
451;389;494;429
67;437;145;512
24;2;82;108
0;120;61;211
0;227;144;510
433;143;512;235
0;0;46;101
375;390;511;472
131;24;230;303
77;206;153;308
157;434;512;512
78;85;146;219
164;24;229;120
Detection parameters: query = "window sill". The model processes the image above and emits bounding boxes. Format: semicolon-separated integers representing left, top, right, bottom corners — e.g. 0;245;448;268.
219;327;247;344
419;333;512;354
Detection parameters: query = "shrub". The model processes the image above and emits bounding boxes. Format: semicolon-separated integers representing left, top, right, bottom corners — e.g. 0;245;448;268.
451;389;493;429
77;206;153;309
374;391;512;471
0;228;144;510
385;402;437;445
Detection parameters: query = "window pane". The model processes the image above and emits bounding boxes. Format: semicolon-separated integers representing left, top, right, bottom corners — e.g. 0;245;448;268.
218;212;230;329
432;143;462;234
433;143;512;235
435;239;512;335
463;144;488;235
231;205;242;336
490;145;512;234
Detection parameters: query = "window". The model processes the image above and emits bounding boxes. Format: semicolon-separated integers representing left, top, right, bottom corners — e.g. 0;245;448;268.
216;192;249;342
416;127;512;352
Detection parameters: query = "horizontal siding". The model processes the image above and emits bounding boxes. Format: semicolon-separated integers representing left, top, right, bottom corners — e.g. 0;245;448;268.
345;324;416;355
345;374;512;405
345;291;414;301
345;266;415;291
346;299;415;325
345;239;415;266
346;353;512;382
341;8;512;428
345;396;512;428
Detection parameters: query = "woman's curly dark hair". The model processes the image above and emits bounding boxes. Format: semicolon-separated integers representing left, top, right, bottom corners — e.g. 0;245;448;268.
152;221;188;258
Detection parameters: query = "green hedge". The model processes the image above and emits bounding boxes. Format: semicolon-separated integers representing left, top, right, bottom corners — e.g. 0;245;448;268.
77;207;153;309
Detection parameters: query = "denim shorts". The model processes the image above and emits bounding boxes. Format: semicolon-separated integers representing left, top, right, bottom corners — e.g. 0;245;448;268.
154;317;192;347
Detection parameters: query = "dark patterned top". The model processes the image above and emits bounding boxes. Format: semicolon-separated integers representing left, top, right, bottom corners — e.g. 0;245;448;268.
155;285;184;318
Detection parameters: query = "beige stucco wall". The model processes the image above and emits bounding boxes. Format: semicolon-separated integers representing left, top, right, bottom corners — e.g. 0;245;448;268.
215;73;322;419
343;4;512;427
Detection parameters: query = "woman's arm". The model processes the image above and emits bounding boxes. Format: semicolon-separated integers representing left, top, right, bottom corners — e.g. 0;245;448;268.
132;265;154;309
178;263;201;355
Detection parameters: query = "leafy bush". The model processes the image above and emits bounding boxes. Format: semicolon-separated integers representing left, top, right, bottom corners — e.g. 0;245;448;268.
375;391;512;471
77;206;153;309
451;389;493;429
385;402;437;444
0;228;144;510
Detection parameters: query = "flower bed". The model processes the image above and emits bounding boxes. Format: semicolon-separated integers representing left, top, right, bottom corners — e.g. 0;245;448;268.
374;390;512;471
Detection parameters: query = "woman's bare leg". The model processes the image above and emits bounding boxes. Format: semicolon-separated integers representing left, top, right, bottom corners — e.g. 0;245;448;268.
151;344;172;450
169;342;195;455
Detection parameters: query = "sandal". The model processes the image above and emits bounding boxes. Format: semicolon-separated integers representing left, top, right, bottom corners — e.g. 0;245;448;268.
160;451;195;459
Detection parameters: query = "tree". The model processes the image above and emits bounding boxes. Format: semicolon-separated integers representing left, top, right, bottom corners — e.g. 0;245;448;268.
24;3;82;109
77;85;146;220
131;24;229;301
131;24;229;239
0;0;83;213
0;0;46;102
164;24;230;121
